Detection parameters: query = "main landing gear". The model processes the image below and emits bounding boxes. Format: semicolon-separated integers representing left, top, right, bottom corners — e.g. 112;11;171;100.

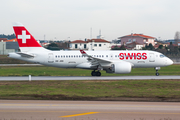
91;70;101;76
155;67;160;76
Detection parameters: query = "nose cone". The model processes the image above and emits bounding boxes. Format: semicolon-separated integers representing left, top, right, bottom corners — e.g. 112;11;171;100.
167;58;173;65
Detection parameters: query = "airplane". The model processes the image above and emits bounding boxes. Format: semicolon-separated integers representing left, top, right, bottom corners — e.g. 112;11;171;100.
8;22;173;76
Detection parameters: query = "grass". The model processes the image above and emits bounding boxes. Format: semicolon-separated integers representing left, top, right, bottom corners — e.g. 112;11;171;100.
0;80;180;101
0;60;179;101
0;64;180;76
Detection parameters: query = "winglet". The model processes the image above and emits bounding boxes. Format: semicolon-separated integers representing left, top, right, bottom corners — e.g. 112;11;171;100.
80;50;89;57
80;50;86;54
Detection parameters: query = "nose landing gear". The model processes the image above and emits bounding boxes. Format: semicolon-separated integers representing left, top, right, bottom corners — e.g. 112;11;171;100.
155;67;160;76
156;71;159;76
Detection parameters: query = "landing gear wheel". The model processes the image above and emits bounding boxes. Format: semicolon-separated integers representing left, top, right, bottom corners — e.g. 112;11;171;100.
96;71;101;76
91;71;96;76
155;67;160;76
156;72;159;76
91;71;101;76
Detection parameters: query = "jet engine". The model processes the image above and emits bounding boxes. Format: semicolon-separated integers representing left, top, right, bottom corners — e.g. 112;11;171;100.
106;62;132;74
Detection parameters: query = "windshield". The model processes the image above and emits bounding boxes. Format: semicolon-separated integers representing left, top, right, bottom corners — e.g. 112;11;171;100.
160;54;166;58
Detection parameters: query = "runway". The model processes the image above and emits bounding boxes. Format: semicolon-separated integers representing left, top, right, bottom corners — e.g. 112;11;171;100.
0;100;180;120
0;75;180;81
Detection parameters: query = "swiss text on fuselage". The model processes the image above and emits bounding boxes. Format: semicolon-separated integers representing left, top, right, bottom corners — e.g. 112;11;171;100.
119;53;147;60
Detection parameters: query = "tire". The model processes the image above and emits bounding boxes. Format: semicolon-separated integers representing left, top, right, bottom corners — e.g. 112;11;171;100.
91;71;94;76
91;71;96;76
96;71;101;76
156;72;159;76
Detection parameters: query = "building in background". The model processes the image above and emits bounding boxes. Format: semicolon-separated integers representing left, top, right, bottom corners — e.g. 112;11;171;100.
70;39;111;51
126;42;143;50
69;30;111;51
70;40;88;50
0;42;19;55
0;38;19;55
87;39;111;51
6;38;17;42
119;34;156;49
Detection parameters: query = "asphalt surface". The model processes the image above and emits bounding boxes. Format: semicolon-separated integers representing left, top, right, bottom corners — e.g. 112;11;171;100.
0;75;180;81
0;64;42;66
0;100;180;120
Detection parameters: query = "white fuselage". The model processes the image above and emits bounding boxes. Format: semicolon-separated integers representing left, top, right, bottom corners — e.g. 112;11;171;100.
9;49;173;70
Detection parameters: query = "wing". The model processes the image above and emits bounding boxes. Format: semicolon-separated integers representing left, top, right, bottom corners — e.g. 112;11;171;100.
80;50;111;67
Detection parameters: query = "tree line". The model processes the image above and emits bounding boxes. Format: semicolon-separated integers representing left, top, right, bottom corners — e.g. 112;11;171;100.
0;34;16;40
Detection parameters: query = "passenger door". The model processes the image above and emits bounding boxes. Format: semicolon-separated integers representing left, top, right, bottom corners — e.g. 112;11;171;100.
149;53;155;62
48;53;54;63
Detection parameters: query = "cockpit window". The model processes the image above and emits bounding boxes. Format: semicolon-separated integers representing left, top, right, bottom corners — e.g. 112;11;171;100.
160;54;166;58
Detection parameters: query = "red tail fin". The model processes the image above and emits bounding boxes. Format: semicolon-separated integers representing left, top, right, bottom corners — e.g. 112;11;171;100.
13;22;41;47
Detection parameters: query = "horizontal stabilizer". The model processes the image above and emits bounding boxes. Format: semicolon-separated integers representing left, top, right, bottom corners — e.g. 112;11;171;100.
17;52;34;58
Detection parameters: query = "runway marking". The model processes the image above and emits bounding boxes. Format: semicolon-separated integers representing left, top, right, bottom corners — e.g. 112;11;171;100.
60;112;99;117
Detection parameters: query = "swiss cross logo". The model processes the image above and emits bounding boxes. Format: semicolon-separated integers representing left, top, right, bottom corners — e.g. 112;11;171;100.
18;30;30;43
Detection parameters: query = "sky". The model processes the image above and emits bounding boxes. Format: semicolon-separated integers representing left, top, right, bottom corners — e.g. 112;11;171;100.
1;0;180;41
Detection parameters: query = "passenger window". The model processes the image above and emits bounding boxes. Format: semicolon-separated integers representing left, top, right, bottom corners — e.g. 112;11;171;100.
106;55;108;57
102;55;104;57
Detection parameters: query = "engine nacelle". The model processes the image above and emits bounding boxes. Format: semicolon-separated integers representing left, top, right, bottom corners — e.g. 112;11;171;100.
106;62;132;74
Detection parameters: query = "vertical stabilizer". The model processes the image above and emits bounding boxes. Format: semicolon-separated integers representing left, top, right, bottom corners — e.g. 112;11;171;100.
13;22;43;52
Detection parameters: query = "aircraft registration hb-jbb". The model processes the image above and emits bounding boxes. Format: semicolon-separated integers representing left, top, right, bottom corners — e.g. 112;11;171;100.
8;22;173;76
